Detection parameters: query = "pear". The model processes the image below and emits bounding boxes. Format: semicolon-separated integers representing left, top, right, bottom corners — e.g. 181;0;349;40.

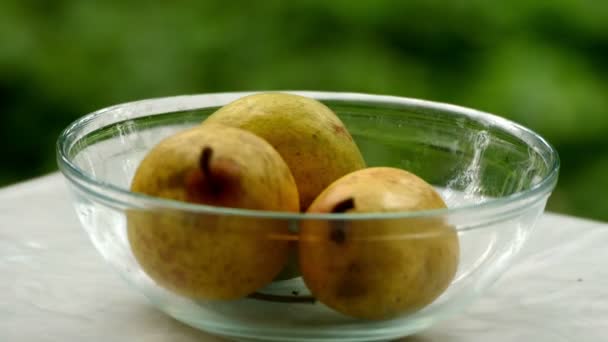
128;124;299;300
299;167;459;320
203;92;366;210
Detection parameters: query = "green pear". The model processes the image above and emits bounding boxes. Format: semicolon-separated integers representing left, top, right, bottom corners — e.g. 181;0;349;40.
203;92;366;210
128;124;299;300
299;167;459;320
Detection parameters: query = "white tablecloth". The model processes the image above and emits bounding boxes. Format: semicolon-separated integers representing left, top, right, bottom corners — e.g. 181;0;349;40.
1;173;606;341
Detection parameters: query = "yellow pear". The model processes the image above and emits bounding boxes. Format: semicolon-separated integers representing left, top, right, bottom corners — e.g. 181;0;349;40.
299;167;459;320
128;124;299;300
203;92;366;210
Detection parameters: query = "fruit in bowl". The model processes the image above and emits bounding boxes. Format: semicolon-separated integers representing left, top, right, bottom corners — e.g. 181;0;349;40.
300;167;459;320
129;93;458;318
204;92;367;210
128;93;458;319
128;123;299;299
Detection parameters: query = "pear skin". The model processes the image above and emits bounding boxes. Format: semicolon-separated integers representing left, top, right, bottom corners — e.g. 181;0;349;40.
203;92;366;210
128;124;299;300
299;167;459;320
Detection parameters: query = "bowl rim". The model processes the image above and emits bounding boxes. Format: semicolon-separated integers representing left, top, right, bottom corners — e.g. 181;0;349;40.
56;90;560;221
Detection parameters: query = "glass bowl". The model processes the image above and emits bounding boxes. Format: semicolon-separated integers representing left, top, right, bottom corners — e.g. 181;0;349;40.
57;91;559;341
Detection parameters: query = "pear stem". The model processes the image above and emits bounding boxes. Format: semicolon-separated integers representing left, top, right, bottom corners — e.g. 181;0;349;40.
331;197;355;213
200;146;213;176
199;146;222;194
330;197;355;244
248;292;316;304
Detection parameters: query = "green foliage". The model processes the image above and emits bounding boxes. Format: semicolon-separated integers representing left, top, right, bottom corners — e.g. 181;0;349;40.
1;1;607;220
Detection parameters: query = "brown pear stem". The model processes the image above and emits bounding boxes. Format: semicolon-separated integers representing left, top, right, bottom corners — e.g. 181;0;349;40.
199;146;222;194
331;197;355;213
200;146;213;176
248;292;316;304
330;197;355;244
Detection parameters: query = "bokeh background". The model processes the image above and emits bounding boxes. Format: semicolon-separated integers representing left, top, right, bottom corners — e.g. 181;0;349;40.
1;2;607;221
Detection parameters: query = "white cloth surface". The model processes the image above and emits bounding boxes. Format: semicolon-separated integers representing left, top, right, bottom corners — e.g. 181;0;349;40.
0;173;606;341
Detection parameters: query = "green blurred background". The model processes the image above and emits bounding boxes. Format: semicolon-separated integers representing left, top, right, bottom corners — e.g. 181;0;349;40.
1;2;607;221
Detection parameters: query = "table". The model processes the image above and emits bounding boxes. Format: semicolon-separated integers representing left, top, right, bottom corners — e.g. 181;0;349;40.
1;173;606;341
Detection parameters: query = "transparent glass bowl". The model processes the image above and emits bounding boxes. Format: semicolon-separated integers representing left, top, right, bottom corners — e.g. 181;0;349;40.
57;91;559;341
